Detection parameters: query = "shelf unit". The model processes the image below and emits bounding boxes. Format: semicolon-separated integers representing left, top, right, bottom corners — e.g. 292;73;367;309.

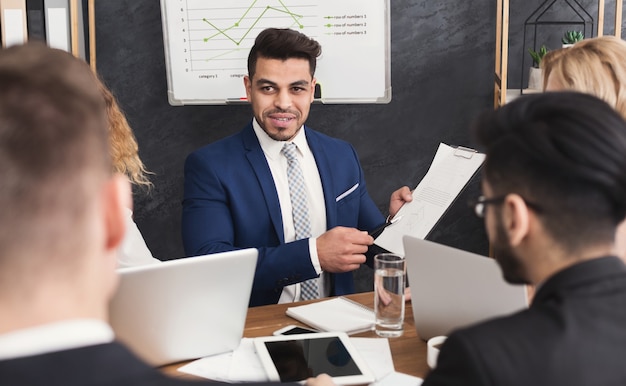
494;0;623;107
87;0;96;71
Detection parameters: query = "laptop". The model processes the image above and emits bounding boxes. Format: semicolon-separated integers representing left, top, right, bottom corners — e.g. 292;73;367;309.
403;236;528;340
109;248;258;366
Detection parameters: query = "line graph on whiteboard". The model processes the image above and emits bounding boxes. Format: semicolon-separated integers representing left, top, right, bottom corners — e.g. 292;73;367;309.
187;1;316;72
161;0;389;104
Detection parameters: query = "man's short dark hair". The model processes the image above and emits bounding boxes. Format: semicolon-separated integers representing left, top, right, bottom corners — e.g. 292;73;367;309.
247;28;321;80
473;91;626;251
0;43;108;258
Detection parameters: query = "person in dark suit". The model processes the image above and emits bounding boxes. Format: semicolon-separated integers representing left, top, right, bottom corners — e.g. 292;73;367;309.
182;28;411;307
0;43;332;386
422;92;626;385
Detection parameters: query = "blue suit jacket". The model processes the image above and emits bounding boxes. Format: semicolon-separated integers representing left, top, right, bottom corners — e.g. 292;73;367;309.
182;122;385;306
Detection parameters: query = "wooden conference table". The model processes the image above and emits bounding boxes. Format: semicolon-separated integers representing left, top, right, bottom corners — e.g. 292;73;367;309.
161;291;430;380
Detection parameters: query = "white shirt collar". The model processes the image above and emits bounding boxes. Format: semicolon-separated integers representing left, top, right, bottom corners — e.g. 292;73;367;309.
252;118;308;160
0;319;114;361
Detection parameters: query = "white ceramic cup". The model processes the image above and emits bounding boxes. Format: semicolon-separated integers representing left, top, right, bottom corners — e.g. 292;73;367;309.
427;335;448;369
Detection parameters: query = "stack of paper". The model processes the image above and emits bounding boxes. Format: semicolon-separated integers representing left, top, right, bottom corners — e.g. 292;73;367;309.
285;297;375;335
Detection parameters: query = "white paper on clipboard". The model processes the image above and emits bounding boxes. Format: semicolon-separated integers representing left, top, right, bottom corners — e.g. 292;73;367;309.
374;143;485;256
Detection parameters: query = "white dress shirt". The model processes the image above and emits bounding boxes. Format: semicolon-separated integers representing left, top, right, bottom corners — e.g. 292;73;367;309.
117;208;161;268
0;319;114;361
252;119;328;302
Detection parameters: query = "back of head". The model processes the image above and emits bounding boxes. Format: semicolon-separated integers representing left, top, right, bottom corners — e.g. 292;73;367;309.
545;36;626;119
247;28;321;80
473;92;626;252
0;43;109;279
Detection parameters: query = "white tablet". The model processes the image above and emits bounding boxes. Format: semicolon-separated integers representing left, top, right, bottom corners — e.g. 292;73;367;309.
253;332;375;385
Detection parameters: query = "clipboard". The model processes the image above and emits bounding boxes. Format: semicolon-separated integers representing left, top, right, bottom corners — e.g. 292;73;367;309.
374;143;486;256
453;145;478;159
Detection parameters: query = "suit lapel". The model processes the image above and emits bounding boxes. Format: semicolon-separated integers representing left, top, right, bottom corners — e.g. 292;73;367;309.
306;128;337;228
242;123;285;242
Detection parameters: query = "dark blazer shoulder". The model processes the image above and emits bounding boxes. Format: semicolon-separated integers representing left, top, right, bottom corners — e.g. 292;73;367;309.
0;341;289;385
0;342;173;385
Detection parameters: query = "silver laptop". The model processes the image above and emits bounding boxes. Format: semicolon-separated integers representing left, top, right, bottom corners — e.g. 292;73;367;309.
403;236;528;340
109;248;258;366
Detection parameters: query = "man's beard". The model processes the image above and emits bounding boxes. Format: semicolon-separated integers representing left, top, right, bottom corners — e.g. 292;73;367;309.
492;216;529;285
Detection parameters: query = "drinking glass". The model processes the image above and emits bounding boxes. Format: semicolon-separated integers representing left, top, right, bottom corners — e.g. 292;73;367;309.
374;253;406;337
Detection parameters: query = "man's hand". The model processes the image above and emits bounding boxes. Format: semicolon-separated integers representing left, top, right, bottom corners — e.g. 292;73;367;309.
316;227;373;273
389;186;412;219
305;374;335;386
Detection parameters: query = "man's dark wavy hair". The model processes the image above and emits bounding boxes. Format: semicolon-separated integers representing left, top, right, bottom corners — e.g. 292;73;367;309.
248;28;321;80
473;91;626;252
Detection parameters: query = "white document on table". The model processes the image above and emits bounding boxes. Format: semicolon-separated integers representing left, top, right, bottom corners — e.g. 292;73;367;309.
373;371;424;386
375;143;485;256
178;338;268;382
177;337;395;383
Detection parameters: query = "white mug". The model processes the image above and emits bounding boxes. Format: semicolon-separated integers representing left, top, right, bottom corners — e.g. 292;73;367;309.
427;335;447;369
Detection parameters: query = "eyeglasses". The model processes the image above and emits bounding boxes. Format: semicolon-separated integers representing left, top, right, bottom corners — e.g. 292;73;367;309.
469;195;506;218
469;195;543;218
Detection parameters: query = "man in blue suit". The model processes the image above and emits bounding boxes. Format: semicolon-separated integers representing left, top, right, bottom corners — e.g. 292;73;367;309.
183;28;410;306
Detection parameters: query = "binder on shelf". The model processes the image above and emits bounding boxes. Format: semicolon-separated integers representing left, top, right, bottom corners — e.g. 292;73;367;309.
26;0;46;42
1;0;28;48
44;0;70;52
285;296;375;335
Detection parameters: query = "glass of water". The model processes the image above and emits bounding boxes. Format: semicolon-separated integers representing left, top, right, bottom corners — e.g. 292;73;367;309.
374;253;406;337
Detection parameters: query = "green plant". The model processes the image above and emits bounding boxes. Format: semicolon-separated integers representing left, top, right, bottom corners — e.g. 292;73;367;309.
562;30;584;44
528;45;548;68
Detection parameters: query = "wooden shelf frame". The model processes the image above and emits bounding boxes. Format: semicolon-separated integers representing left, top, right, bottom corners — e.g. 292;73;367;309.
494;0;623;108
68;0;96;71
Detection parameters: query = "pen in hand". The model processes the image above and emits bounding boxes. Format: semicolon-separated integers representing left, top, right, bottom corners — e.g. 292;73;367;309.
368;215;403;237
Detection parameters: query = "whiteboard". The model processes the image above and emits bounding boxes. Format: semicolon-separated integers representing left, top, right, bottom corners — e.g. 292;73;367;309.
160;0;391;105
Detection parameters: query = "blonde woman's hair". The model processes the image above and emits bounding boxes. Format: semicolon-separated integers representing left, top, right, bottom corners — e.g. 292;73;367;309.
543;36;626;120
98;76;153;188
540;47;567;90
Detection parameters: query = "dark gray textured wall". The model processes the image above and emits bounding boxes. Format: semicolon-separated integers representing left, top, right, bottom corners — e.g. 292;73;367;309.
95;1;622;292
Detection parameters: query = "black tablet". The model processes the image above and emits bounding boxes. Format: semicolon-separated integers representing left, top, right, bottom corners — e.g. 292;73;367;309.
253;332;374;385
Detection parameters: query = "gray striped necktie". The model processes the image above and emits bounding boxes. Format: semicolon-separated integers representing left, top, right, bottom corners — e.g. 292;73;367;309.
281;142;319;300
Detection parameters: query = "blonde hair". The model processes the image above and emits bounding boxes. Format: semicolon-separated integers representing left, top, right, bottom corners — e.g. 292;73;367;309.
540;47;567;90
543;36;626;120
97;76;153;188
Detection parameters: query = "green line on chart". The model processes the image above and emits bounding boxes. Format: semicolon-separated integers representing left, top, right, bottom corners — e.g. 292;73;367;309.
204;47;244;62
201;1;304;45
234;0;259;27
202;23;238;43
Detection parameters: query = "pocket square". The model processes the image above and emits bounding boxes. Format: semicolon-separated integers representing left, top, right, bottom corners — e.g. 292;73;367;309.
336;183;359;202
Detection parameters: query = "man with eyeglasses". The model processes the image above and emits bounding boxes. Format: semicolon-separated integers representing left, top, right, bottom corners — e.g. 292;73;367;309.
423;92;626;385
